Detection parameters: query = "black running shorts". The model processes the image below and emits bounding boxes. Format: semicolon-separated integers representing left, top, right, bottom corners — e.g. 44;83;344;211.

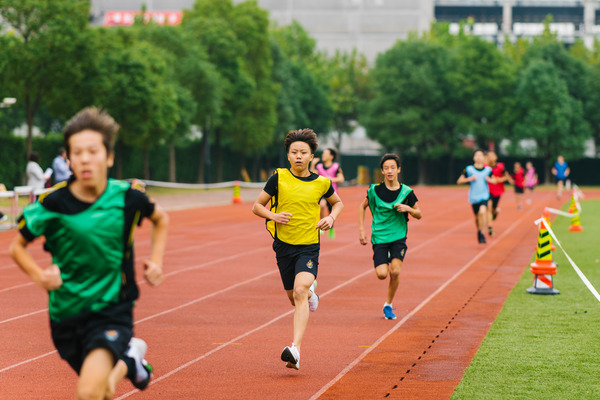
50;301;134;374
372;238;408;268
273;240;319;291
471;200;488;215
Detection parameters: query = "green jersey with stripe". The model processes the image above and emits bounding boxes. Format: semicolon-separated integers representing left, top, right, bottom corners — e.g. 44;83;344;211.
19;179;155;322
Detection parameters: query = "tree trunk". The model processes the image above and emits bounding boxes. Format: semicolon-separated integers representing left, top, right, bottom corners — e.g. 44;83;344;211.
335;130;343;163
239;153;246;181
446;153;455;185
252;154;260;181
25;94;34;160
544;155;551;184
115;141;123;179
169;144;176;182
417;154;427;185
215;128;223;182
198;125;208;183
143;147;150;180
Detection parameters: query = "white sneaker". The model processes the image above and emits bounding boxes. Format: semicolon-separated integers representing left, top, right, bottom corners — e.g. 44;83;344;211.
126;338;152;390
281;344;300;370
308;280;319;312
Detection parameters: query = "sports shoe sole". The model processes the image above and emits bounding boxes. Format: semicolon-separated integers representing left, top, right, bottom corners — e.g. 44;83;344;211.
281;347;299;370
308;293;319;312
127;338;152;390
133;361;153;390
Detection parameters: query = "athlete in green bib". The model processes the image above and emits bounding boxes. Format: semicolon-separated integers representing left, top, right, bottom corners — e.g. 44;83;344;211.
253;129;343;371
359;154;422;320
9;108;169;399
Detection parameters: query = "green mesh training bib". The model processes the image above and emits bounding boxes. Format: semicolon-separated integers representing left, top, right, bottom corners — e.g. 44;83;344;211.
367;183;413;244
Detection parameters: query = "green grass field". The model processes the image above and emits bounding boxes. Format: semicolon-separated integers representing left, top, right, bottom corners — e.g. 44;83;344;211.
452;199;600;399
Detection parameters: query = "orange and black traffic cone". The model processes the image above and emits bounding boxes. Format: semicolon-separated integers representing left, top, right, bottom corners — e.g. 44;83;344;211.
526;216;559;295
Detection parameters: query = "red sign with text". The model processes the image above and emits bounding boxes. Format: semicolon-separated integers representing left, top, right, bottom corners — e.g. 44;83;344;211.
104;11;182;26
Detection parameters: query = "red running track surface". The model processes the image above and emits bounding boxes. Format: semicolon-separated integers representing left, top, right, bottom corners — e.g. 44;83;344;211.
0;186;579;399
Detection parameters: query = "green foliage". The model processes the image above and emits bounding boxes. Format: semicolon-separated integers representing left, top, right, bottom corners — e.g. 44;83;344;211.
0;0;90;156
361;38;455;158
449;35;517;146
270;24;333;135
513;60;589;162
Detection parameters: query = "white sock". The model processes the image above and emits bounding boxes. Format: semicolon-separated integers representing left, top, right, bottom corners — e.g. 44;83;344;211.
126;343;149;382
384;302;392;308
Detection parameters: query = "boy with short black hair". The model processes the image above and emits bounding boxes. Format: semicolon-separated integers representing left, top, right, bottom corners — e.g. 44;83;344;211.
457;149;495;244
252;128;343;370
359;153;421;320
10;107;169;400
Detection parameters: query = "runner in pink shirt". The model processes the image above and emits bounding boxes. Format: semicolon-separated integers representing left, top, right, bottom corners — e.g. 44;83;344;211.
311;148;345;239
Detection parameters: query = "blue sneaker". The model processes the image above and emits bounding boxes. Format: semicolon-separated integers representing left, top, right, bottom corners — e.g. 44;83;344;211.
383;305;396;320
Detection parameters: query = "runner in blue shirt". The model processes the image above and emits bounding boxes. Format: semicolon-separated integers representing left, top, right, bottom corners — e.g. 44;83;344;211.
551;155;570;200
457;149;496;244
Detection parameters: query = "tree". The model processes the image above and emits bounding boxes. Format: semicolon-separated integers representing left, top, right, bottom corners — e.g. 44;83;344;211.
183;0;250;182
184;0;278;181
513;60;590;181
449;34;516;149
361;38;455;184
84;27;175;178
134;23;217;181
323;49;369;153
0;0;90;157
271;22;332;134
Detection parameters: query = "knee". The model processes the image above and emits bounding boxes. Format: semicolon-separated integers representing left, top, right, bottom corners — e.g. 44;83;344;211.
104;385;115;400
76;384;104;400
293;286;308;302
375;266;388;280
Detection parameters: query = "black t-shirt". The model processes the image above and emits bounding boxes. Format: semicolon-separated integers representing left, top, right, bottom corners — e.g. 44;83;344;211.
371;183;418;222
264;169;335;198
373;183;418;206
19;185;154;241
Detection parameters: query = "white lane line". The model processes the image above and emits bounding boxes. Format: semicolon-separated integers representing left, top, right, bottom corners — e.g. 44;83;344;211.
0;308;47;325
309;206;538;399
114;219;474;398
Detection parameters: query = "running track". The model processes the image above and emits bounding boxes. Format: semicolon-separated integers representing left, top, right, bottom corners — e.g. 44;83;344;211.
0;186;569;399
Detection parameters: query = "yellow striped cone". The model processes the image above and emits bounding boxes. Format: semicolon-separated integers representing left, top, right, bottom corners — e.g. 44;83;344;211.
568;199;583;232
542;208;556;251
527;217;559;295
232;181;242;204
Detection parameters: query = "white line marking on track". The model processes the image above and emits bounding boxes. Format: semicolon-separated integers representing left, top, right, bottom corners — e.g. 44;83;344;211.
0;308;47;325
114;219;474;399
308;205;538;399
0;351;57;374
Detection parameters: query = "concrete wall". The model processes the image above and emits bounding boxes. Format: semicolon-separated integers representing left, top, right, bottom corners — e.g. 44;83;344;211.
90;0;434;62
250;0;434;62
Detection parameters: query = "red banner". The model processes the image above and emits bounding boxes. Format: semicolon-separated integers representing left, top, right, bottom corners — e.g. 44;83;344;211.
104;11;182;26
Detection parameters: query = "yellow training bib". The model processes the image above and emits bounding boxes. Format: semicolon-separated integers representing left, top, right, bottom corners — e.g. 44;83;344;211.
266;168;331;245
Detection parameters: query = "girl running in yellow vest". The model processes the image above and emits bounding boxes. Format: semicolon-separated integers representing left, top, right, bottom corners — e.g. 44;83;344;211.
252;129;343;370
359;154;422;320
